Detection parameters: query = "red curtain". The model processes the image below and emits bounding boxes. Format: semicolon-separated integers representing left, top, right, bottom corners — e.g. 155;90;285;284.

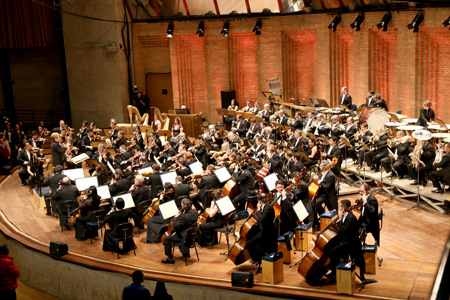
0;0;59;48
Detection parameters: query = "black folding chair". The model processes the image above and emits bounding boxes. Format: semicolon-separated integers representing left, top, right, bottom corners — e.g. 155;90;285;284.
110;222;136;259
172;226;199;266
86;210;107;243
59;200;78;232
214;212;236;256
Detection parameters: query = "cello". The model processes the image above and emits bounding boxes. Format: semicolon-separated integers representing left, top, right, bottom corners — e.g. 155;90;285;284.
308;157;338;201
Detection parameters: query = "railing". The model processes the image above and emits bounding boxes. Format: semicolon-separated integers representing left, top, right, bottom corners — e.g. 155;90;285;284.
15;110;67;128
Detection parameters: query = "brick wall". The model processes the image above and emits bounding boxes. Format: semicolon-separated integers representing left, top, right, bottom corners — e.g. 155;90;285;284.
132;7;450;124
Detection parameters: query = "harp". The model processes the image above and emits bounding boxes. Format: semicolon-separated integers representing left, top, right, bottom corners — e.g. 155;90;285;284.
150;107;171;144
127;105;151;145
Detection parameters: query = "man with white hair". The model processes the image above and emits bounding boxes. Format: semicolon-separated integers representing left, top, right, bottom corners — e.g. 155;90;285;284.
204;125;216;141
261;103;273;123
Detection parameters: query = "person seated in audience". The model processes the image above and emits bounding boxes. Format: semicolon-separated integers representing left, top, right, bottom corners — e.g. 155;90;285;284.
122;271;151;300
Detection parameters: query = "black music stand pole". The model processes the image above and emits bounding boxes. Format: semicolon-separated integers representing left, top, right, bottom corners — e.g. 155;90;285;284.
408;155;428;211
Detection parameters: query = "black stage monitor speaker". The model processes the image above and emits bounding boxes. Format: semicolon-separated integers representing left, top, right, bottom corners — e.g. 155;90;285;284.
221;90;236;109
50;241;68;257
231;271;254;288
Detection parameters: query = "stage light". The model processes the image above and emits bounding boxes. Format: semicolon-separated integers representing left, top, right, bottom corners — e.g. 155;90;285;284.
350;14;365;31
328;16;341;32
166;23;174;38
253;20;262;35
376;13;392;31
443;16;450;28
221;22;229;37
407;13;424;33
196;22;205;37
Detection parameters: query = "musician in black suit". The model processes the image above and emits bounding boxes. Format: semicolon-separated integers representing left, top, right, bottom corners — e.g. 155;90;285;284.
303;111;316;135
51;133;66;169
374;94;388;111
282;151;295;178
273;180;294;234
175;159;191;179
311;113;327;136
42;165;65;215
351;123;373;167
292;111;303;131
321;136;341;174
232;114;248;137
365;90;375;108
246;197;277;269
415;100;436;127
147;164;163;198
291;153;305;175
245;118;260;142
109;169;130;196
327;115;341;138
102;197;136;253
130;174;150;229
380;131;410;178
109;120;119;143
161;198;198;264
407;139;436;186
17;142;32;186
174;176;192;199
365;127;389;172
146;137;160;164
114;144;132;169
190;165;220;211
251;101;261;115
430;143;450;193
341;117;358;159
159;142;175;165
262;127;276;144
193;136;207;168
52;176;81;230
80;128;95;157
325;199;366;282
246;136;265;164
261;103;273;123
276;110;288;126
231;162;255;211
313;160;338;226
339;86;352;110
291;178;313;225
241;99;253;112
267;147;283;180
358;184;380;245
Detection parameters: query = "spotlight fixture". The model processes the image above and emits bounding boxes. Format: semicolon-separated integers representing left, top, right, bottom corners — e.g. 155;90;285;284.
166;23;174;38
221;22;229;37
443;16;450;28
328;16;341;32
253;20;262;35
350;14;365;31
407;13;424;33
196;22;205;37
376;13;392;31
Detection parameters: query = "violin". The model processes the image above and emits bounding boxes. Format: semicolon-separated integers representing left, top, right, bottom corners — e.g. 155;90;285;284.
140;171;155;177
187;171;208;181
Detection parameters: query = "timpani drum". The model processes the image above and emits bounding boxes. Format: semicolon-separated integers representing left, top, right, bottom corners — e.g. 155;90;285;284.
403;118;418;124
384;122;407;138
397;125;423;142
359;108;390;134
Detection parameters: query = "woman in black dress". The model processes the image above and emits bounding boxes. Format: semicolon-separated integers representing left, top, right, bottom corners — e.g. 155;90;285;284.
225;99;239;130
304;138;320;168
75;186;101;241
171;118;183;138
146;182;175;243
198;190;226;246
102;197;136;252
27;153;45;190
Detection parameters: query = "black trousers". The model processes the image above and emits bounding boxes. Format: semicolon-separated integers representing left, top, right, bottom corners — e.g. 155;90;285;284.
18;166;28;183
380;157;407;175
164;234;188;258
430;169;450;189
407;163;434;182
348;146;358;162
328;241;365;274
365;151;385;168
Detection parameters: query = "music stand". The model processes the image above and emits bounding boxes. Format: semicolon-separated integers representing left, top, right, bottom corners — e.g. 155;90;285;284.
383;148;399;201
263;173;278;192
75;176;99;191
316;99;329;108
215;195;235;216
408;154;428;211
388;112;402;124
160;171;177;186
300;99;313;107
273;95;283;102
72;153;90;165
262;91;274;98
138;125;153;146
291;201;309;264
97;185;111;201
158;200;178;220
138;166;154;179
298;151;311;162
188;161;204;175
434;118;449;133
254;116;263;123
338;104;351;113
213;167;232;183
112;193;135;210
85;159;98;169
320;134;330;145
62;168;85;181
307;132;317;141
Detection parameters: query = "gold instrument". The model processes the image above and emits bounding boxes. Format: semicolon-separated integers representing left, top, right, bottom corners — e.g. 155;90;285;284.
127;105;150;146
387;136;410;148
411;130;432;168
435;143;444;164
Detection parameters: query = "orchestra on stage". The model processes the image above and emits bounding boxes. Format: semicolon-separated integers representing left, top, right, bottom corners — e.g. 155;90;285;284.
12;88;450;285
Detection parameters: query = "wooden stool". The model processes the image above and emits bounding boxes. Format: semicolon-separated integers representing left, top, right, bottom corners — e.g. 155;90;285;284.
363;244;378;274
336;261;356;295
277;233;294;264
295;222;313;252
262;252;284;284
33;187;50;209
320;210;337;231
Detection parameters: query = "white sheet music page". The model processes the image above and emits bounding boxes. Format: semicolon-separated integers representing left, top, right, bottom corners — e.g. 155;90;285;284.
158;200;178;219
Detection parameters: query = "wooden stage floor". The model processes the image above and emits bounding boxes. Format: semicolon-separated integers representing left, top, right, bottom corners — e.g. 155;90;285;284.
0;170;449;300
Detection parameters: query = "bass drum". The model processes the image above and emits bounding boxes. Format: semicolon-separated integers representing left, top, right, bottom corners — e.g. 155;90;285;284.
358;108;390;134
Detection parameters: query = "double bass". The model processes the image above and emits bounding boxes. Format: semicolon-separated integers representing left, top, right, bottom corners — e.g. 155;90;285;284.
226;212;259;265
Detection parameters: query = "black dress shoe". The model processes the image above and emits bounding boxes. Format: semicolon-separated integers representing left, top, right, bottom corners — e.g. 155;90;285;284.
46;212;51;216
161;258;175;264
422;179;428;187
22;182;27;187
410;181;419;185
432;189;444;193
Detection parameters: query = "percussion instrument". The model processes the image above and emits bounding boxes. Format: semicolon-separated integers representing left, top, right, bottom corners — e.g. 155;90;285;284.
412;130;432;141
358;108;390;134
403;118;418;124
397;125;424;140
384;122;407;138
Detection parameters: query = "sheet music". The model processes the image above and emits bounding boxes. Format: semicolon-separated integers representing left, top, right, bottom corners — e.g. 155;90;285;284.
161;171;177;186
263;173;279;191
215;196;235;216
96;185;111;200
188;161;203;175
75;176;99;191
71;153;90;164
213;167;232;183
112;193;135;209
107;161;115;174
154;156;162;167
158;200;178;220
62;168;85;181
293;200;309;222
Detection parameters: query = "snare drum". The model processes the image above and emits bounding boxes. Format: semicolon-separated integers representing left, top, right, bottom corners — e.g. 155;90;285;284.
359;108;390;134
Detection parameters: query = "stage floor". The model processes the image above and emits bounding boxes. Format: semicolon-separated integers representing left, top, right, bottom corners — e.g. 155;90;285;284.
0;170;449;300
